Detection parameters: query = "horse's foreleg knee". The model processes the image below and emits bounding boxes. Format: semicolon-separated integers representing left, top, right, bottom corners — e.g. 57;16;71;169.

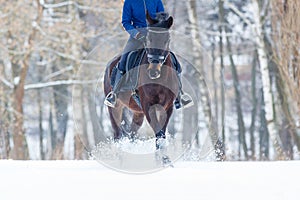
130;112;144;136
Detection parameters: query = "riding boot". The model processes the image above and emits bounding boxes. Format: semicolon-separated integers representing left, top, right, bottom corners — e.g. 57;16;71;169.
174;73;193;109
104;67;124;108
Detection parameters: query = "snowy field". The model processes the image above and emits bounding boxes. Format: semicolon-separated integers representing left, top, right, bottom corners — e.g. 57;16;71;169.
0;160;299;200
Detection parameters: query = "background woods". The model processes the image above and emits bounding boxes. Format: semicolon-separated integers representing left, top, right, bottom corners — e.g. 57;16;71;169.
0;0;299;160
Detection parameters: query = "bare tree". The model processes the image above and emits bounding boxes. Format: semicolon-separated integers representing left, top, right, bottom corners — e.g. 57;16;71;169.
218;0;226;145
0;0;44;159
271;0;300;152
225;25;248;160
249;51;259;159
0;63;10;159
253;0;285;159
185;0;225;160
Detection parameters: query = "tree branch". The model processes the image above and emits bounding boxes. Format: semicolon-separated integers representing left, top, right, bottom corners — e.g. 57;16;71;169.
43;65;73;81
0;76;14;89
24;79;98;90
38;47;104;65
39;0;117;12
225;1;253;27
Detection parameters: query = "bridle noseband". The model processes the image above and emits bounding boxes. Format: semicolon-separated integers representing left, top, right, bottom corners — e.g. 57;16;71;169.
147;53;169;66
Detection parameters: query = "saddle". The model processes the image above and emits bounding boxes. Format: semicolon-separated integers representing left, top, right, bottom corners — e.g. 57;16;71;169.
110;50;181;92
110;49;145;92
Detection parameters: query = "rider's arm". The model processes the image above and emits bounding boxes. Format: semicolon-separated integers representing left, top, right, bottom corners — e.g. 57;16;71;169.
121;0;139;39
157;0;165;12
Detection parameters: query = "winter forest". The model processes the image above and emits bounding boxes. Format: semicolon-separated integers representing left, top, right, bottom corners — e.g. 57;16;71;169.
0;0;299;162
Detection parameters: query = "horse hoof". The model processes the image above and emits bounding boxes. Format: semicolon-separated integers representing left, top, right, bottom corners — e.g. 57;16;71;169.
129;132;137;142
156;138;167;150
162;155;174;168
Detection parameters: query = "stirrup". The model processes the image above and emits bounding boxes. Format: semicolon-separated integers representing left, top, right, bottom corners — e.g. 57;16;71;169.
181;93;194;108
104;91;117;108
175;93;194;110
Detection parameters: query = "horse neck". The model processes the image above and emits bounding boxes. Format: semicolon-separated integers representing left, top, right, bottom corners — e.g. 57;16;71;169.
163;56;174;78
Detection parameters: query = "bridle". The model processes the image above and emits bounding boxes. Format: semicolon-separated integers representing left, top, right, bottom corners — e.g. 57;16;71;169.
145;28;170;67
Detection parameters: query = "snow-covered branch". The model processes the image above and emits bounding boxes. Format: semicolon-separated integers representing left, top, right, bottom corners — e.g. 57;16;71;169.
38;47;104;65
203;30;235;37
24;79;98;90
39;0;117;12
32;22;61;43
38;47;75;60
224;1;266;45
43;66;73;81
0;76;14;89
42;16;73;24
225;1;253;28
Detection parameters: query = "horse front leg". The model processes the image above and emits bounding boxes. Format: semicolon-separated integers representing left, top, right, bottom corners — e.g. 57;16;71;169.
157;106;174;167
155;106;173;150
129;112;144;141
143;104;173;149
108;104;124;140
144;104;164;146
143;104;173;166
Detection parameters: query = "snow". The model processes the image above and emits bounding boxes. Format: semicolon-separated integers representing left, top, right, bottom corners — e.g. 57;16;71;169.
0;160;299;200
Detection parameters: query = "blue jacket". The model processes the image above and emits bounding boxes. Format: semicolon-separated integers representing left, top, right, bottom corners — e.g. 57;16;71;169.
122;0;164;38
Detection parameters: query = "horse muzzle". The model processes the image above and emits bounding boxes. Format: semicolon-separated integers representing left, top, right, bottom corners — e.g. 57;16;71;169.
147;64;161;80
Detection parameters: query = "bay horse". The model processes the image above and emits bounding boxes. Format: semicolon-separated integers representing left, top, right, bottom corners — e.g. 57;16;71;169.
103;13;178;152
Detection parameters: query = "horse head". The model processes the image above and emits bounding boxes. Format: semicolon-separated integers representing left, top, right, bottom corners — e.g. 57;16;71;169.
146;12;173;80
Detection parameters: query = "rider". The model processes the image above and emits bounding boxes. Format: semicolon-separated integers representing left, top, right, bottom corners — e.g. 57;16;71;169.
104;0;193;109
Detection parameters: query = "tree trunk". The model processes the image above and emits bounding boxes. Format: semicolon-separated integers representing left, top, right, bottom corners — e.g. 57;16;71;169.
218;0;226;145
48;106;54;159
52;84;69;159
276;71;297;158
185;0;202;69
74;85;88;159
211;43;219;133
271;0;300;152
249;51;259;159
38;89;45;160
0;63;8;159
252;0;285;159
225;26;248;160
12;60;29;159
259;89;269;160
87;89;106;145
11;0;43;159
185;0;223;156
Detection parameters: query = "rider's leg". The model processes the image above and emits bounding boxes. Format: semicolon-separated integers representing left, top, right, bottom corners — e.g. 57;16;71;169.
104;38;143;107
174;73;194;109
104;65;124;107
171;53;193;109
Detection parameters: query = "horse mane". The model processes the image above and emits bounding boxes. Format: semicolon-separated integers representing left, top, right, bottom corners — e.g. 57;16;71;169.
155;12;169;22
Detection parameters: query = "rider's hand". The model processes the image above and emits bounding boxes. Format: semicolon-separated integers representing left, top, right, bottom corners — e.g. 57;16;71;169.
134;32;146;43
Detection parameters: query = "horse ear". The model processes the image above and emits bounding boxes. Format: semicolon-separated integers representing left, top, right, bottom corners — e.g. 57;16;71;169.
167;16;173;29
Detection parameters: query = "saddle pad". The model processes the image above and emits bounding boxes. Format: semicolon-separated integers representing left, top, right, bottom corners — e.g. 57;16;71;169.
118;49;145;92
